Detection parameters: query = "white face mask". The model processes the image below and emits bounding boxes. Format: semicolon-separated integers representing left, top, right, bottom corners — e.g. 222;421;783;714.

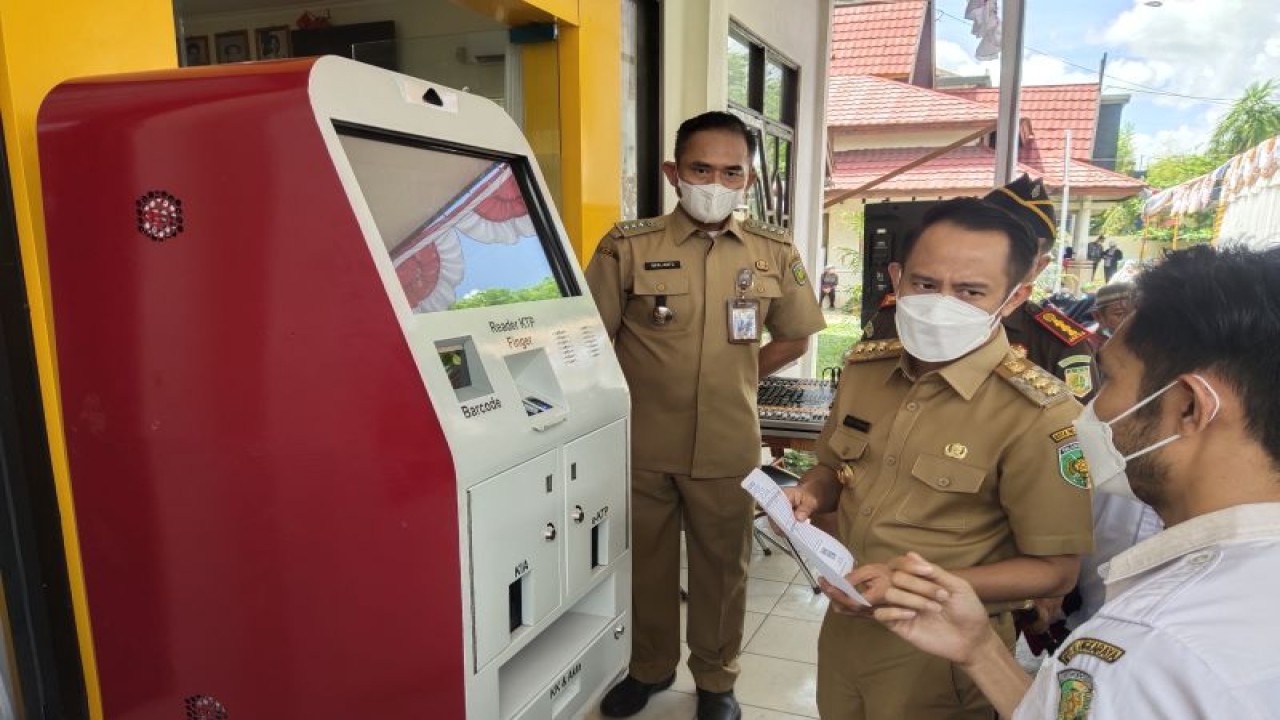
677;180;743;224
894;288;1017;363
1073;375;1220;499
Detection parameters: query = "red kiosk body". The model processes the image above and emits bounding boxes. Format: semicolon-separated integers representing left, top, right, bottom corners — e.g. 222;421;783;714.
38;58;630;720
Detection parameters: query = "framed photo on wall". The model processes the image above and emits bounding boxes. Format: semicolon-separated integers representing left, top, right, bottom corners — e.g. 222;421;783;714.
183;36;210;67
255;26;291;60
214;30;251;64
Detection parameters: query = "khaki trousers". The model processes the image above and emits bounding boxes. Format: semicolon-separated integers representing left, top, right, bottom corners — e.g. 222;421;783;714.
816;610;1015;720
629;469;755;692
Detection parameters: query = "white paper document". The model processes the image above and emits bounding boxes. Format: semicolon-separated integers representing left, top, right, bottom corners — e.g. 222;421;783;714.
741;469;870;606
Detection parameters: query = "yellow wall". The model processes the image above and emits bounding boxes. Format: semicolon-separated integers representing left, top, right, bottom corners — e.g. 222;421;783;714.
456;0;620;262
0;1;178;716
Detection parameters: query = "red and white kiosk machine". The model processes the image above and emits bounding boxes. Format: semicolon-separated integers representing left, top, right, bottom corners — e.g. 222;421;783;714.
38;57;630;720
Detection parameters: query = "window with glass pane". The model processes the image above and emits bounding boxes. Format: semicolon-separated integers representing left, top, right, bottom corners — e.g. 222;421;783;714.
726;24;798;229
727;35;751;108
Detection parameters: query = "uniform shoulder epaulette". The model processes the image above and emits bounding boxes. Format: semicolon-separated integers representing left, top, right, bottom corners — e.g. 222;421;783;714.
612;216;666;238
995;353;1071;407
1029;303;1090;347
741;217;792;244
845;339;903;363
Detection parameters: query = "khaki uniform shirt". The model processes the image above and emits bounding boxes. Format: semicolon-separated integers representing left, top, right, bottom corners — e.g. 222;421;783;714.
816;329;1094;582
585;208;826;478
863;300;1100;401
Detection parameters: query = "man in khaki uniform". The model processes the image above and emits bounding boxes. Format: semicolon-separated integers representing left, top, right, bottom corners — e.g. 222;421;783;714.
864;176;1100;403
784;197;1094;720
586;111;825;720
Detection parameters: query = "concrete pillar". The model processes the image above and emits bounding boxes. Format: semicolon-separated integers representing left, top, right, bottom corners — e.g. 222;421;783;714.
1073;196;1094;253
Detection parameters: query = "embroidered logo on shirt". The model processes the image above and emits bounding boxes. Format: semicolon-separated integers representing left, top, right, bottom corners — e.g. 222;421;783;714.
1050;426;1077;443
1058;638;1126;665
1058;442;1092;489
791;260;808;286
1059;355;1094;398
944;443;968;460
1056;669;1094;720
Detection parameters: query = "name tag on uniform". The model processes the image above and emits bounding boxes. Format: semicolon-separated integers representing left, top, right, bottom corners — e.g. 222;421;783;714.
644;260;681;270
842;415;871;432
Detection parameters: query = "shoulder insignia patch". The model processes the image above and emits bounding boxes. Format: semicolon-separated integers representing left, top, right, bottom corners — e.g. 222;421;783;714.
1058;354;1095;398
595;240;617;258
742;217;791;244
613;216;666;238
1056;669;1094;720
1033;305;1090;347
791;259;809;286
1049;426;1076;443
846;340;903;363
879;292;897;309
1058;441;1092;489
996;355;1071;407
1058;638;1126;665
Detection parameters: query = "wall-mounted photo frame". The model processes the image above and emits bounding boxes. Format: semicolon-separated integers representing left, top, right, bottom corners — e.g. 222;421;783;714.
255;26;291;60
214;30;251;64
183;36;210;67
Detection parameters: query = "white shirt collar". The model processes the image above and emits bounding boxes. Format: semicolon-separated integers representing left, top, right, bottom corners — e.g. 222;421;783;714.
1103;502;1280;585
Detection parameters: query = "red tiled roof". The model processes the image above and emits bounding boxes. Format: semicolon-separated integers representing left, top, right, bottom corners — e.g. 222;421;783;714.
828;146;1145;200
944;84;1101;159
828;75;996;129
830;0;928;78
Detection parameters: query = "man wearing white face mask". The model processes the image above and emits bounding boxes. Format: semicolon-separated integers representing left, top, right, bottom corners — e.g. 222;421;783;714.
783;197;1094;720
586;111;825;720
871;245;1280;718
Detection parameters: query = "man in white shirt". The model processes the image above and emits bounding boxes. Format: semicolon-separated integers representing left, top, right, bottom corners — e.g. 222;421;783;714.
845;245;1280;718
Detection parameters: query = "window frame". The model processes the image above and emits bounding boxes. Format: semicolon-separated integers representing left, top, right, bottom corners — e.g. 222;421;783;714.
727;23;799;229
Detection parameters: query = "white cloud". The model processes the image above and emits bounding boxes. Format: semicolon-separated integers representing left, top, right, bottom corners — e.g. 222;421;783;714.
938;41;1101;87
1101;0;1280;102
936;38;994;78
1132;125;1210;164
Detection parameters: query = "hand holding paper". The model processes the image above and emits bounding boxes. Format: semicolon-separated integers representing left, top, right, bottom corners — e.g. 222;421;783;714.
741;469;870;606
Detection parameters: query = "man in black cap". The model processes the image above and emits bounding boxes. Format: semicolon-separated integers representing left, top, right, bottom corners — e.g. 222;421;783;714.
861;175;1099;403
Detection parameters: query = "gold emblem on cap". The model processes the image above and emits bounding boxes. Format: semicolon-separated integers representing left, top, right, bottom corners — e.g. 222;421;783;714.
755;260;770;271
944;443;968;460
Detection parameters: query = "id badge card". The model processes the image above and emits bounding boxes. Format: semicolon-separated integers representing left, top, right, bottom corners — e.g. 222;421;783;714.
727;298;761;344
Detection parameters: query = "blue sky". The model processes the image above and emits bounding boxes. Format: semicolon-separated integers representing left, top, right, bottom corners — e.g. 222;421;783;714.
454;232;553;299
933;0;1280;167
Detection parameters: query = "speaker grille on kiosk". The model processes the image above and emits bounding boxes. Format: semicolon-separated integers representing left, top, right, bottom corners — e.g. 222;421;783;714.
136;190;185;241
183;695;228;720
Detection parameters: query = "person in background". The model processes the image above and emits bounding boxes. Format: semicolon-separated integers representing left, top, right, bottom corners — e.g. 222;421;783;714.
785;196;1093;720
1087;282;1133;349
585;111;825;720
1101;239;1124;283
1086;236;1105;281
820;265;840;310
871;245;1280;719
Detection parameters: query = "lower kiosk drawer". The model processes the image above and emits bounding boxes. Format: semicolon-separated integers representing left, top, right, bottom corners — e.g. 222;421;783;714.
506;610;630;720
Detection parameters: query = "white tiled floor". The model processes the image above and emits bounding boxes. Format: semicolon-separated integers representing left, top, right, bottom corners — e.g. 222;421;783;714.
581;531;826;720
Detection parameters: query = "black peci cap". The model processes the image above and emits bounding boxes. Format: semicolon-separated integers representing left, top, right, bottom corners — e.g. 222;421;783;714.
984;174;1057;242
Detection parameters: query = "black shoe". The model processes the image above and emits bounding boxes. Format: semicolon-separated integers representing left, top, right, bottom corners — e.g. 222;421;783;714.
599;674;676;717
695;688;742;720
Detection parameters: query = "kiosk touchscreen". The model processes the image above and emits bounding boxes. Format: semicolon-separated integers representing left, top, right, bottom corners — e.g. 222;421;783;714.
38;57;630;720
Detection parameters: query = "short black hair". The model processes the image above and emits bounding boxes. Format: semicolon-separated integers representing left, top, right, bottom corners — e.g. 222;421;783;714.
1124;245;1280;467
902;197;1038;293
674;111;757;164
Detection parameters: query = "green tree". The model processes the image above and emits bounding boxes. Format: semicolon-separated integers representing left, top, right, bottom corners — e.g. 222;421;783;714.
450;277;561;310
1210;80;1280;157
1145;153;1222;188
1115;122;1136;175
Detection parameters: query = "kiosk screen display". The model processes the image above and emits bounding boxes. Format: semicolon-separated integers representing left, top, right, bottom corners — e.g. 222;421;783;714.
336;125;577;314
